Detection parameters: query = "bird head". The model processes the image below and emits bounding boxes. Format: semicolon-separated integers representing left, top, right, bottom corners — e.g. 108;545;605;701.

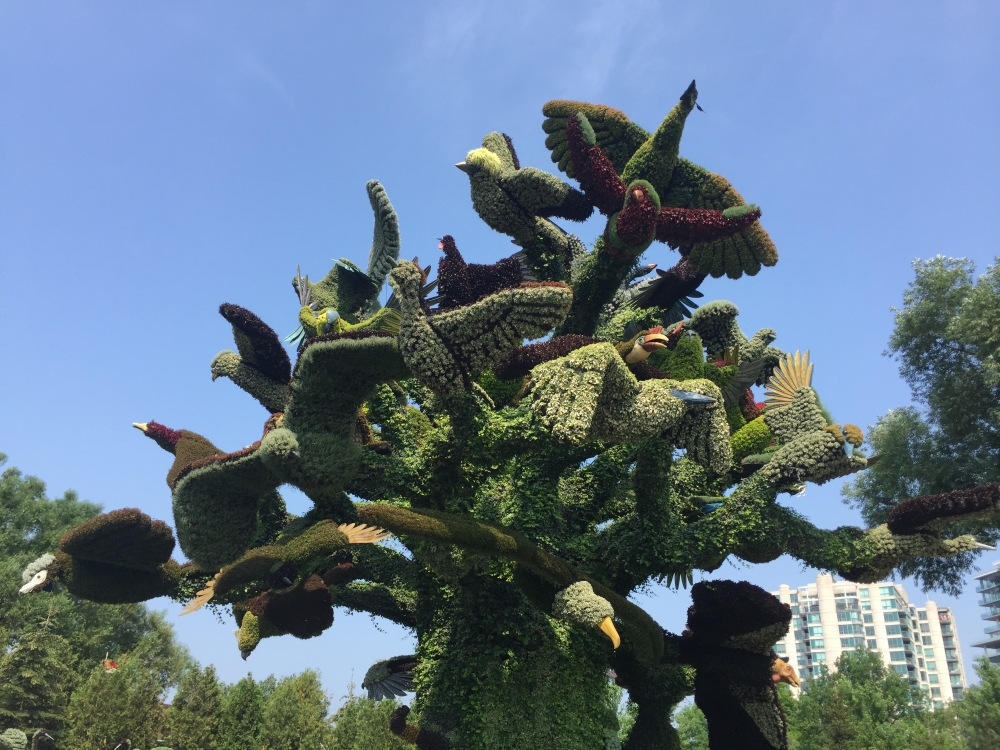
210;350;241;382
552;581;621;649
133;421;181;454
621;180;661;212
19;553;58;594
623;326;669;364
456;147;503;178
388;260;425;307
771;657;801;687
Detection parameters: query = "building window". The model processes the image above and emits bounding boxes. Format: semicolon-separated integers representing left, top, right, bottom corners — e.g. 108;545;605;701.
837;611;860;622
865;626;875;636
890;651;906;662
945;648;958;660
810;639;825;649
928;674;939;684
943;637;955;647
881;599;897;609
791;606;800;614
883;612;900;622
860;588;869;597
893;665;908;675
861;600;872;611
888;638;904;648
809;626;823;636
886;625;902;635
807;614;821;623
840;638;864;648
867;639;878;649
931;687;941;696
951;675;962;686
920;623;930;633
863;614;874;624
923;636;932;646
790;594;798;603
879;586;895;596
926;661;937;671
775;644;786;654
918;658;924;668
921;671;927;681
813;653;826;663
839;624;863;635
919;611;927;621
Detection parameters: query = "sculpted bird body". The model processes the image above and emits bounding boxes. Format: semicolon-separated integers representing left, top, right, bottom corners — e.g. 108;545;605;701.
211;303;291;412
435;235;533;310
458;132;592;276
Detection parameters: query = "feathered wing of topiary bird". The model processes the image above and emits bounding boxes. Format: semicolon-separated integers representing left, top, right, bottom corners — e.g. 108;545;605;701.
389;259;574;399
19;508;186;603
528;342;732;473
211;303;292;412
362;654;418;700
543;81;778;279
671;580;796;750
435;235;534;310
458;131;593;276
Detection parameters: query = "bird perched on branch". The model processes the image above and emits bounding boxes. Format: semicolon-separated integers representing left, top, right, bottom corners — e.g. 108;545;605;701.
211;303;291;413
458;131;592;276
284;180;404;345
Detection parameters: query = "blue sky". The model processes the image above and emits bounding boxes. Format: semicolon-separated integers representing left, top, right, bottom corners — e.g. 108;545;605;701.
2;1;999;700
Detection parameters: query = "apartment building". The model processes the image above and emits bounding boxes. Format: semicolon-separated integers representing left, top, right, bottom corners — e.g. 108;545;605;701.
772;573;967;708
971;559;1000;665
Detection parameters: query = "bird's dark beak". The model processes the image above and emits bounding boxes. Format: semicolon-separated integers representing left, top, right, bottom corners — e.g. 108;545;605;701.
132;422;149;433
211;372;219;381
455;161;471;174
241;649;252;660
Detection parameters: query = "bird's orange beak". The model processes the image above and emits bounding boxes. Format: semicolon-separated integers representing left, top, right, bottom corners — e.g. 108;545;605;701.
132;422;148;433
632;187;646;202
641;333;669;352
599;616;621;649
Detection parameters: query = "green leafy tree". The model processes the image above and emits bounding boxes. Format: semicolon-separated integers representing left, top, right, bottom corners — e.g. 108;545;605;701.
166;665;223;750
843;256;1000;593
260;670;335;750
792;647;927;750
328;687;409;750
956;658;1000;749
63;655;165;750
673;702;709;750
0;629;76;733
218;674;263;750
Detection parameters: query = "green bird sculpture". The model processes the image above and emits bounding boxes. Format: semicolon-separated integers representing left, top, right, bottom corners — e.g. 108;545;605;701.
458;131;592;277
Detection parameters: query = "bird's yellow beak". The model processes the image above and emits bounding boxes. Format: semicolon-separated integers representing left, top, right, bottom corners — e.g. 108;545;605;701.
642;333;669;352
455;161;470;173
598;616;621;649
132;422;148;433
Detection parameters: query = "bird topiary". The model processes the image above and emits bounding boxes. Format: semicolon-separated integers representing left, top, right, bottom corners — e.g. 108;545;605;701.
20;87;1000;750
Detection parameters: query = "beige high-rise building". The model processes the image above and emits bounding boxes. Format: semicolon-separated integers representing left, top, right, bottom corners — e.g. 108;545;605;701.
771;573;967;709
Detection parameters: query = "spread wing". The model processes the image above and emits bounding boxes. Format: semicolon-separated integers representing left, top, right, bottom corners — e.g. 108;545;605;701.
219;303;292;383
59;508;175;571
427;283;574;376
722;358;767;408
662;159;777;279
365;180;401;290
542;101;650;177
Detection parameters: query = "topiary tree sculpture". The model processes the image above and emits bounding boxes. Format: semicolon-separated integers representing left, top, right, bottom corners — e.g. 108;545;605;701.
19;83;1000;750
